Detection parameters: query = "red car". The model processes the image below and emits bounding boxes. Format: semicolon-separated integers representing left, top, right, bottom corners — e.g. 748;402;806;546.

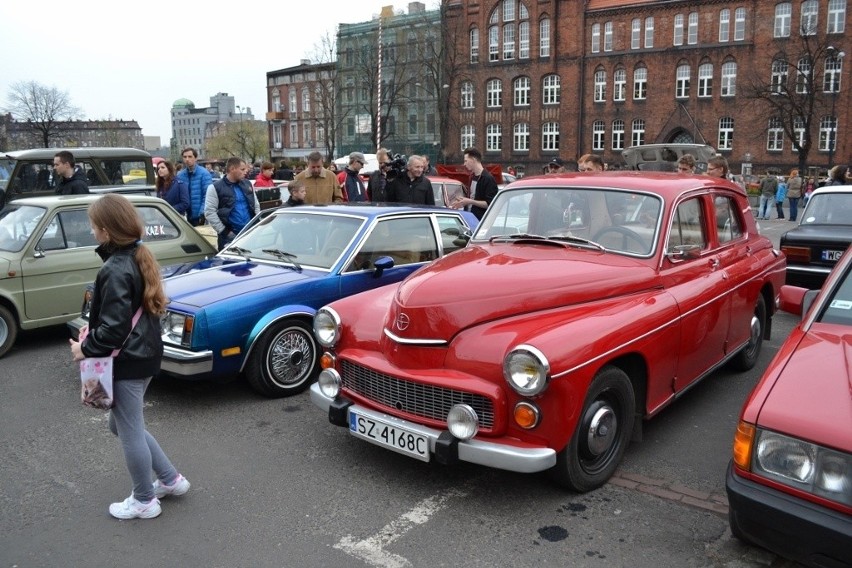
311;172;786;492
727;246;852;567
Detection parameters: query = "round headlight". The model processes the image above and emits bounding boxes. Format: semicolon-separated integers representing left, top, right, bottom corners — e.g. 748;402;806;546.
447;404;478;440
314;307;341;348
317;368;342;398
503;345;550;396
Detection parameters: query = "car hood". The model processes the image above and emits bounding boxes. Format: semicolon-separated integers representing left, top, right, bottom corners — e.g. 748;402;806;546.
388;243;658;342
164;258;319;309
757;325;852;453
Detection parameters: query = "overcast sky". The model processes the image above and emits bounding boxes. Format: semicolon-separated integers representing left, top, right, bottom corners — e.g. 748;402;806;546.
2;0;422;145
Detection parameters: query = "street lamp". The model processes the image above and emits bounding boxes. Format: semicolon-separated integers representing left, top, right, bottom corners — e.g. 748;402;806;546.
826;46;845;169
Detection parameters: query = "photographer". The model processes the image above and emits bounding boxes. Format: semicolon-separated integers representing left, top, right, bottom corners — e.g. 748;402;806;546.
367;148;392;202
386;155;434;206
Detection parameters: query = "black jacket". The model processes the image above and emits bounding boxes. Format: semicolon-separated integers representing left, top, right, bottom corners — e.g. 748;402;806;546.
367;170;388;202
82;244;163;379
57;169;89;195
387;174;434;206
469;169;499;219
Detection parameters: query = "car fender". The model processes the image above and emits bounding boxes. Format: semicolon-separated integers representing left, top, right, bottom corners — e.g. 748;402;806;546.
241;305;316;370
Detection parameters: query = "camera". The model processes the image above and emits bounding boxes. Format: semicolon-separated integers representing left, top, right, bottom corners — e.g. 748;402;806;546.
384;154;407;180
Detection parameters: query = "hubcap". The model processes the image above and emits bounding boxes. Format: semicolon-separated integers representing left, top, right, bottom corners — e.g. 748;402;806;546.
267;329;313;387
0;318;7;344
584;403;617;457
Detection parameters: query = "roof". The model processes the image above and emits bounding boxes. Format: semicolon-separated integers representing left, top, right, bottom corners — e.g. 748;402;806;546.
6;194;166;207
587;0;657;11
3;147;152;159
811;184;852;195
267;203;467;217
507;171;744;198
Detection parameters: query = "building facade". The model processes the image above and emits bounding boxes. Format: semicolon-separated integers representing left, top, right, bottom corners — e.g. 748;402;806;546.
170;92;254;159
446;0;849;174
4;118;144;151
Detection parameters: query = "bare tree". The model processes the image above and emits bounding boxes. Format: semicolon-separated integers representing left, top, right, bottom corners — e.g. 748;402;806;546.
205;121;269;164
743;32;843;173
4;81;82;148
309;31;345;160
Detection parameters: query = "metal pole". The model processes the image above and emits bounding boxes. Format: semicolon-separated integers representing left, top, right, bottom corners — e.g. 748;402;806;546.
376;16;383;150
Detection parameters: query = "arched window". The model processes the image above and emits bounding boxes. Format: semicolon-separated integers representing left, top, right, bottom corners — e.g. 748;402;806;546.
819;116;836;151
486;79;503;107
824;53;844;92
631;119;645;146
461;125;475;149
718;117;734;150
719;9;731;42
542;122;559;151
797;57;812;94
272;89;280;112
487;1;531;62
633;66;647;99
543;74;560;104
673;14;684;45
614;69;626;101
772;59;789;93
688;12;699;44
594;68;607;102
721;61;737;96
539;17;551;57
612;119;625;150
592;120;605;150
486;123;502;151
470;27;480;63
698;63;713;98
301;88;310;112
734;8;746;40
676;64;691;98
461;81;474;109
767;118;784;151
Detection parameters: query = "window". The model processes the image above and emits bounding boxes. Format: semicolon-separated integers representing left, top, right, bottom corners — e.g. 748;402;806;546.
272;90;280;112
302;89;310;112
350;217;437;270
771;60;788;93
645;17;654;48
801;0;818;35
519;21;530;58
796;57;812;94
824;54;844;92
604;21;613;51
291;122;300;143
721;61;737;96
513;123;530;151
614;69;626;101
794;116;806;148
486;123;502;152
631;119;645;146
688;12;698;44
503;25;515;59
461;82;474;109
470;27;480;63
775;3;792;37
828;0;846;33
409;114;418;135
289;92;297;113
303;123;311;146
489;25;499;61
503;0;515;21
674;14;684;45
698;64;713;98
631;19;641;49
719;9;730;42
718;117;734;150
819;116;836;151
591;23;601;53
540;18;551;57
592;120;605;150
767;117;784;151
714;195;743;244
676;64;691;98
543;74;561;104
461;125;475;149
612;119;625;150
542;122;560;151
38;209;99;250
634;66;647;100
487;1;531;62
487;79;502;107
734;8;746;40
436;215;470;255
514;77;530;106
594;69;607;102
668;198;707;253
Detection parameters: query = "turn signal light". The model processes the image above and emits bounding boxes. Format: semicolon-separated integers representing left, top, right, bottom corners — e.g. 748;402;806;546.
780;246;811;263
320;352;336;369
513;401;541;429
732;421;756;471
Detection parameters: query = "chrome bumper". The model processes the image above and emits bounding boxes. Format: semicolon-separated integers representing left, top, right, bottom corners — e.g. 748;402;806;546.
66;317;86;339
160;344;213;375
310;383;556;474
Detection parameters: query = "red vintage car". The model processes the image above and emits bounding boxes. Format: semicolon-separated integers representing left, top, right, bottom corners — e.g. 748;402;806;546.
727;246;852;567
311;172;787;492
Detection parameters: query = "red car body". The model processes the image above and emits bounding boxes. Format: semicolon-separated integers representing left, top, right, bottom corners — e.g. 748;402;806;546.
727;246;852;567
312;172;787;492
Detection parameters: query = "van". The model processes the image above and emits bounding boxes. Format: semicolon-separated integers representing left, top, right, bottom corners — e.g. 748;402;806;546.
622;143;717;173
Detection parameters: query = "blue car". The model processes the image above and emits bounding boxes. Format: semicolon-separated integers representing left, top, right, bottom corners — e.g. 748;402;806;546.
84;204;476;398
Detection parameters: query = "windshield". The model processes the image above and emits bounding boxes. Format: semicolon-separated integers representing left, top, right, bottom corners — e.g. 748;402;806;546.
223;210;365;269
474;186;663;256
800;193;852;225
0;204;47;252
818;258;852;326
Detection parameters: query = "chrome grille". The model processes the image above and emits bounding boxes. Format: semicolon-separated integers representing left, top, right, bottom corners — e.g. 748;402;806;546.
341;360;495;430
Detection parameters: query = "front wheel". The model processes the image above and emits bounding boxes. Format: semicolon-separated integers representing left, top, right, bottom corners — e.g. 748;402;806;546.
730;295;766;371
550;366;636;492
245;319;319;398
0;305;18;358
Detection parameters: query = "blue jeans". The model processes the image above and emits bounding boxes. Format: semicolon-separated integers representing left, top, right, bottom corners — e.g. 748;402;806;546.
109;378;179;502
789;197;799;221
758;195;773;218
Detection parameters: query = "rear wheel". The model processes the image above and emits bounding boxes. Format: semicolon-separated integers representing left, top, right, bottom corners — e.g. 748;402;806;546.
730;295;766;371
0;305;18;358
550;366;635;492
245;319;318;398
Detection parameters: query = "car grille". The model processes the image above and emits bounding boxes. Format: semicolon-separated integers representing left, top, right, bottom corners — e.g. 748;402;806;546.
341;360;495;430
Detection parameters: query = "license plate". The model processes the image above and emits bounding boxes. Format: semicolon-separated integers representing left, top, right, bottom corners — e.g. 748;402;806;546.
821;250;844;262
349;411;430;462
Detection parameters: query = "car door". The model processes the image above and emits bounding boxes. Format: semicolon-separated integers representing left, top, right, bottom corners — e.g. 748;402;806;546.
134;204;209;265
20;206;102;322
659;194;732;392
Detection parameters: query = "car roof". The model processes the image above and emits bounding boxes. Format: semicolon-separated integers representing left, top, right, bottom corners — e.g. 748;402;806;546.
504;171;743;198
810;184;852;196
2;147;152;159
267;203;469;218
5;194;167;207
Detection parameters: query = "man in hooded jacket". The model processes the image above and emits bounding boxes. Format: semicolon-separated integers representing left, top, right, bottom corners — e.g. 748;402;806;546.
53;151;89;195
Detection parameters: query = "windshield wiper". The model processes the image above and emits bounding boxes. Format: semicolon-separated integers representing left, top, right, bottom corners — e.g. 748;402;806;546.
262;248;302;271
490;232;606;252
223;245;252;256
545;234;606;252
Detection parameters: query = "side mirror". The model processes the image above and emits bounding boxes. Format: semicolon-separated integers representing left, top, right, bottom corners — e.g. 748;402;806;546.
778;284;820;316
372;256;395;278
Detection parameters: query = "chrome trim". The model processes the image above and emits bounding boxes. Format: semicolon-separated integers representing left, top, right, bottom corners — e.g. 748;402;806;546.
160;344;213;375
786;265;832;275
383;328;448;345
310;383;556;473
239;311;314;373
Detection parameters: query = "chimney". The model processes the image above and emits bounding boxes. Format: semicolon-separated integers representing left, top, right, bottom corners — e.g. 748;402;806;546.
408;2;425;13
300;59;311;65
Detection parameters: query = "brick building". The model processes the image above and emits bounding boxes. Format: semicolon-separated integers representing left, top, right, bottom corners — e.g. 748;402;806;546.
4;117;144;151
445;0;848;175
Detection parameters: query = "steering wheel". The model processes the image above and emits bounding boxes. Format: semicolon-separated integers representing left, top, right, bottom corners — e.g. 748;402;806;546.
593;226;647;251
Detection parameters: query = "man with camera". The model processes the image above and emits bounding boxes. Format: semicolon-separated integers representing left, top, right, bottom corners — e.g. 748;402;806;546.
367;148;392;202
386;155;435;206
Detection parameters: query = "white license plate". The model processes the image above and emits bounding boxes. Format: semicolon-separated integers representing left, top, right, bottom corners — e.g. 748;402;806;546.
821;250;844;262
349;411;430;462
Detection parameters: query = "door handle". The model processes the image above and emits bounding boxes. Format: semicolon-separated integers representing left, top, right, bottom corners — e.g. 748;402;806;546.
709;257;720;270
